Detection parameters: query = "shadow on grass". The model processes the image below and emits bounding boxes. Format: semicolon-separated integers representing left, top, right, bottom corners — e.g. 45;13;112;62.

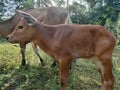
0;64;60;90
0;57;120;90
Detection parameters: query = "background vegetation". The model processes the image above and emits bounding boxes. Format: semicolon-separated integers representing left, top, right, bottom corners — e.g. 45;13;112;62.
0;0;120;90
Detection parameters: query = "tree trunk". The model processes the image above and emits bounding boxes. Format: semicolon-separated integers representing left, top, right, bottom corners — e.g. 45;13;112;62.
40;0;49;7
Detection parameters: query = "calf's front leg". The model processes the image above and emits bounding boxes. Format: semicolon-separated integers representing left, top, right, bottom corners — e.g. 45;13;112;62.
20;43;26;66
59;58;72;90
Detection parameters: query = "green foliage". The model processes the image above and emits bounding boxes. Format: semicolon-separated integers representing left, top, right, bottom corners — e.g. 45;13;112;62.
22;0;34;8
0;41;120;90
14;0;34;9
68;0;120;37
69;1;88;24
0;0;4;19
52;0;65;7
87;6;118;25
0;1;4;12
87;0;119;37
105;19;118;37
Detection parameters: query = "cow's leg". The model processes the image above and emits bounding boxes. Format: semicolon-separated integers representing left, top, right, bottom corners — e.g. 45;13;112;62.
31;43;45;66
59;58;72;90
96;53;114;90
32;42;57;67
20;43;26;66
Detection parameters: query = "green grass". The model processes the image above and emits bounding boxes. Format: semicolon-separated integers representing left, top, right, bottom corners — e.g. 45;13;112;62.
0;40;120;90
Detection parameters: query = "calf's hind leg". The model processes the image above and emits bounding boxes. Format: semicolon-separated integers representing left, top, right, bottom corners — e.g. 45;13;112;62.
96;53;114;90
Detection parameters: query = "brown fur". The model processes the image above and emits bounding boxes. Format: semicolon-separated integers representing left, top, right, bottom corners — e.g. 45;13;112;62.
7;11;115;90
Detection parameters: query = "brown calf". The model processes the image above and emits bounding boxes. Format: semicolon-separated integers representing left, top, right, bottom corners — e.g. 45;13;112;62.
7;11;115;90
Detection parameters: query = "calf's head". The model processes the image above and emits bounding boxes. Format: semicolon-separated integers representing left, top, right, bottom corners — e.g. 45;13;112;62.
7;11;37;44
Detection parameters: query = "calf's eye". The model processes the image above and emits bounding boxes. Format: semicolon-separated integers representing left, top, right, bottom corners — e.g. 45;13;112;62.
18;26;24;30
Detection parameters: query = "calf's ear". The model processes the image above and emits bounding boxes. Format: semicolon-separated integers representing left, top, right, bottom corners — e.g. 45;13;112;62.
17;10;37;26
23;17;36;26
